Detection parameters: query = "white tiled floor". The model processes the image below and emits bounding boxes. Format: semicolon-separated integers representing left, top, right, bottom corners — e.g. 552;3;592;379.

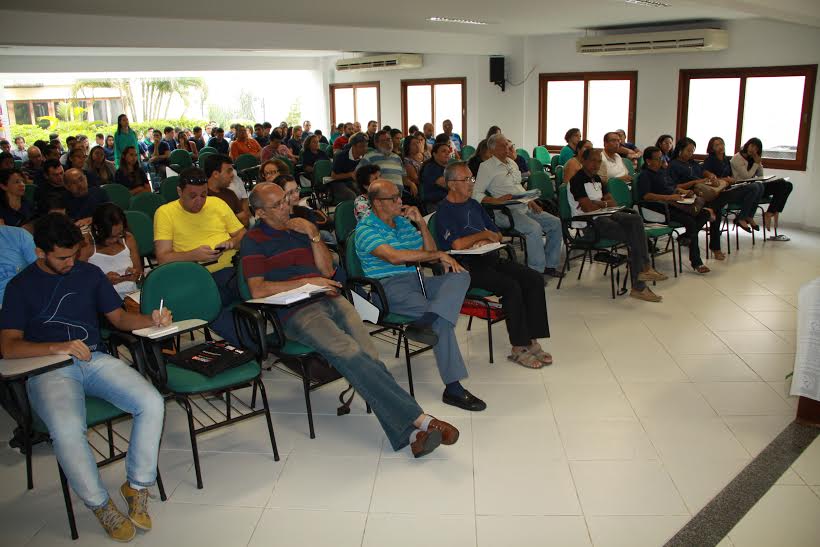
2;228;819;546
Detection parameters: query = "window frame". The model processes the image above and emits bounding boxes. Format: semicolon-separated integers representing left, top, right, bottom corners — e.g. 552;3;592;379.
676;65;817;171
328;81;381;129
537;71;638;152
400;77;467;142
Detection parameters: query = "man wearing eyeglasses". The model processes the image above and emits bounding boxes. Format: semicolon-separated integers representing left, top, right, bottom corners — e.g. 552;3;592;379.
355;180;487;412
474;133;564;279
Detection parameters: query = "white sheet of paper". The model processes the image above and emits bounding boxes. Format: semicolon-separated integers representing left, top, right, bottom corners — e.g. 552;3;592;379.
165;166;178;177
352;291;381;324
449;242;504;255
125;290;141;304
247;284;330;305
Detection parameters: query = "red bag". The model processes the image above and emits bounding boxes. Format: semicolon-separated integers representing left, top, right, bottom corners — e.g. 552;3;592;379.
460;299;504;320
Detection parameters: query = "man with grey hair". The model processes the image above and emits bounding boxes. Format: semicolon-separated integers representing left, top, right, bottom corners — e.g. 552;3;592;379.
356;130;417;198
474;133;564;278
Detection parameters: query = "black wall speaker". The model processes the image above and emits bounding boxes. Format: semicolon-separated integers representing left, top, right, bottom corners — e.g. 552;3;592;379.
490;56;505;92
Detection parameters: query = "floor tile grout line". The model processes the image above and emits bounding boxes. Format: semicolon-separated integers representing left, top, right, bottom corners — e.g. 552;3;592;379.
361;433;384;547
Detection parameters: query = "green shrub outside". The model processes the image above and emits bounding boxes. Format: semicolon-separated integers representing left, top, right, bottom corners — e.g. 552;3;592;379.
9;117;209;145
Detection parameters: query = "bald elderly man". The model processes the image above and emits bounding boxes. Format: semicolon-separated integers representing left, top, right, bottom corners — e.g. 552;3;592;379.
63;168;110;222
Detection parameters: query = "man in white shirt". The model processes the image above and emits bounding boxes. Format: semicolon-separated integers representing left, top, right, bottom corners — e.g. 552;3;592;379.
473;133;563;278
599;132;632;182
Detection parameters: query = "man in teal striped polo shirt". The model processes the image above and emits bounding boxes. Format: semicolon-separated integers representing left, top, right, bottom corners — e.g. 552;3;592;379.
357;130;419;199
354;180;487;412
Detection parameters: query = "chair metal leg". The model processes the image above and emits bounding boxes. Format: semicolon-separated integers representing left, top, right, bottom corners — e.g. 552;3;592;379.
58;464;79;540
403;333;415;398
577;249;589;279
299;361;316;439
255;379;280;460
486;314;494;364
250;381;258;409
394;331;402;359
156;467;167;501
225;391;231;421
467;315;473;331
106;421;115;459
179;397;204;489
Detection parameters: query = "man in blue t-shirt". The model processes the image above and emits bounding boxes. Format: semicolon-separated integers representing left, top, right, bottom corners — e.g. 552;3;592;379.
207;127;230;155
330;133;368;202
435;161;552;369
419;143;450;210
63;168;109;222
0;225;36;304
0;213;171;542
355;180;486;412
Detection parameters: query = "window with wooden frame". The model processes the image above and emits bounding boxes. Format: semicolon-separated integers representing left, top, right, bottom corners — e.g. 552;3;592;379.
676;65;816;171
329;82;381;128
538;71;637;152
401;78;466;142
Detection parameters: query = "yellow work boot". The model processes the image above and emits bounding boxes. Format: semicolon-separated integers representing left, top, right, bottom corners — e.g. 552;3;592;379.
120;482;153;531
93;498;136;542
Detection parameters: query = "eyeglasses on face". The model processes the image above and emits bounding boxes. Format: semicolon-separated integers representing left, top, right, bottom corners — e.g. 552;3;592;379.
262;199;289;210
374;194;402;203
449;176;476;184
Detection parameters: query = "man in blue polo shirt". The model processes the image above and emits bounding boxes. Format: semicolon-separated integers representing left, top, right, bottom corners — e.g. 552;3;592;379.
207;127;230;155
356;130;418;199
241;182;460;457
355;180;486;412
330;132;368;202
0;225;36;305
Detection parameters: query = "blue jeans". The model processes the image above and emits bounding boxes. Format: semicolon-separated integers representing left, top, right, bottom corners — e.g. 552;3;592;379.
26;352;165;509
495;205;562;271
284;297;423;450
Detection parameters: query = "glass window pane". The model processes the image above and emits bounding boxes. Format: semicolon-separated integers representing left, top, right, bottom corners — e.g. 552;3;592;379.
109;99;123;123
545;80;584;146
355;86;378;127
333;88;354;127
13;103;32;125
433;83;463;138
587;80;631;148
406;85;432;134
741;76;805;161
32;102;49;120
686;78;740;154
93;101;106;122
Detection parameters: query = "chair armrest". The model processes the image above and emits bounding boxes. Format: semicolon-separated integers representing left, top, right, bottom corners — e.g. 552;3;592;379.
232;303;268;362
637;199;672;224
344;276;389;323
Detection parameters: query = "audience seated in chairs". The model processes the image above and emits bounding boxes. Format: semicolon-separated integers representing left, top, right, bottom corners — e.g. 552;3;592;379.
419;142;451;213
355;180;487;412
333;122;355;151
357;130;417;200
240;182;459;457
86;146;116;186
402;133;426;187
442;119;463;157
147;129;171;182
22;145;45;184
353;164;380;221
63;168;110;223
616;129;642;161
207;127;230;155
636;147;712;274
203;154;250;227
656;134;674;166
568;149;667;303
114;146;151;196
330;133;368;202
474;133;564;279
558;128;582;167
78;203;143;297
272;174;335;245
229;124;262;161
598;132;632;183
703;136;762;234
301;135;329;178
467;139;490;177
435;161;553;369
731;137;793;240
0;213;170;542
0;168;35;227
153;166;245;345
0;224;36;303
562;139;592;185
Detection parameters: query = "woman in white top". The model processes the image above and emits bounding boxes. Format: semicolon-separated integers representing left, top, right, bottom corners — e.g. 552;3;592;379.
730;137;793;238
79;203;143;297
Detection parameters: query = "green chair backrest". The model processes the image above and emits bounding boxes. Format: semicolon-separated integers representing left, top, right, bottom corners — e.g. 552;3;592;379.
516;148;531;161
279;157;294;175
608;178;632;207
622;157;636;177
129;192;165;219
636;156;644;172
528;171;554;201
528;158;545;174
632;171;644;204
550;155;560;171
160;176;180;203
140;262;222;322
558;184;572;221
236;261;252;301
345;230;365;278
125;210;154;257
312;159;332;187
319;143;331;154
461;145;475;161
426;212;438;239
168;149;193;169
14;160;23;169
197;151;214;169
534;146;551;166
101;183;132;210
24;184;36;203
555;165;564;185
234;153;260;174
334;200;357;244
199;146;217;155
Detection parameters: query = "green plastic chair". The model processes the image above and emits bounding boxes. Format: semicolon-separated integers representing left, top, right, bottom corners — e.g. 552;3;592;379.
527;170;555;202
197;151;214;169
139;262;278;488
198;146;217;155
234;153;260;183
555;165;564;186
622;157;636;178
528;157;545;175
129;192;165;219
101;183;132;210
556;184;627;299
461;145;475;161
168;149;193;171
550;155;560;173
278;157;294;175
14;159;23;169
516;148;530;161
318;143;331;154
534;146;551;166
24;184;36;203
125;210;154;266
333;200;357;254
159;176;180;203
607;178;633;207
311;159;333;205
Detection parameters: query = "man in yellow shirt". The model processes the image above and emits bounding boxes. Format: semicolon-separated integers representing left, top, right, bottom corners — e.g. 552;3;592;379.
154;167;246;344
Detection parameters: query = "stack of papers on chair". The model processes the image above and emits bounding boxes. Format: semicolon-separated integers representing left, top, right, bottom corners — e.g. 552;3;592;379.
133;324;180;339
125;290;141;303
575;206;624;216
248;284;330;305
449;242;504;255
736;174;776;184
512;189;541;200
677;197;696;204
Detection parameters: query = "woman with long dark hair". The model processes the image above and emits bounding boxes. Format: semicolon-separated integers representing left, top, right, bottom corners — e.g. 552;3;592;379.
113;114;140;168
86;145;116;185
0;168;34;227
114;146;151;195
655;134;674;165
79;202;142;297
562;139;592;185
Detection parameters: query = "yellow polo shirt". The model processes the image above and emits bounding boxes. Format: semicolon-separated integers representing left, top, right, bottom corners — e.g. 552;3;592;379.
154;197;243;272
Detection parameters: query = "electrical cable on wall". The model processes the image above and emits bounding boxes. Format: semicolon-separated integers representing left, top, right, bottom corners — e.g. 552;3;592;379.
506;66;537;87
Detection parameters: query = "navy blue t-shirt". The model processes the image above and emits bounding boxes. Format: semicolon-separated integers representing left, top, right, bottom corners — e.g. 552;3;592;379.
206;137;230;155
702;154;732;178
0;199;35;227
148;140;171;168
302;148;329;169
636;168;678;199
331;150;360;183
434;198;499;251
163;138;177;151
0;261;122;348
66;187;109;221
420;162;448;204
668;159;704;184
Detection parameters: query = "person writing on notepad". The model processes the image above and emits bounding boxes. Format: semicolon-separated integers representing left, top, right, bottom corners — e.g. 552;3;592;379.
0;213;171;542
239;183;460;458
435;162;552;369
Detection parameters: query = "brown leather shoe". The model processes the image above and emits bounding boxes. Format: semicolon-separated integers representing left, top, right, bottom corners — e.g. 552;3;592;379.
411;429;442;458
427;418;460;445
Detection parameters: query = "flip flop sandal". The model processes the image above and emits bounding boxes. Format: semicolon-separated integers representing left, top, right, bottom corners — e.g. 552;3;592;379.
771;234;790;241
507;351;544;369
694;264;711;274
529;348;554;365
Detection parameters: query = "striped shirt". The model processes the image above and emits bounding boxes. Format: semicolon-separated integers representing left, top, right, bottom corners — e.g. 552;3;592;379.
355;214;422;279
356;150;406;189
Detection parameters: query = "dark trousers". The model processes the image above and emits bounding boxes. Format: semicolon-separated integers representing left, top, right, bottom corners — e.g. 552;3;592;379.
704;184;762;251
762;179;793;213
592;211;650;289
466;260;550;347
210;267;241;346
667;207;710;267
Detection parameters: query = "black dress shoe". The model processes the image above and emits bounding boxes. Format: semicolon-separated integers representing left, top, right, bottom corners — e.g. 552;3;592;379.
405;325;439;347
442;389;487;411
543;268;565;279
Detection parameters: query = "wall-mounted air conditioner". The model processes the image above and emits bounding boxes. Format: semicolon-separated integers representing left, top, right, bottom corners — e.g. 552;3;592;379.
335;54;423;72
577;28;728;55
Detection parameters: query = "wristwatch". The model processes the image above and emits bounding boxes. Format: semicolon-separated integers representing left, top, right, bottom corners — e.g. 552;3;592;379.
310;234;321;243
